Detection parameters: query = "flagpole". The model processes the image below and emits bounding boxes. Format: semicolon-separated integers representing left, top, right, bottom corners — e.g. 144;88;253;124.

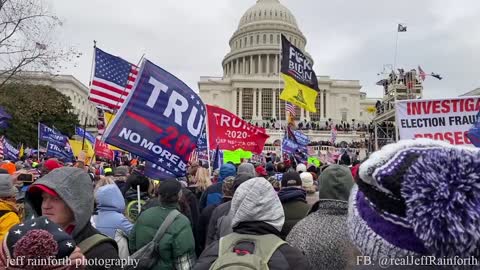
393;25;399;71
278;44;284;162
81;116;88;152
37;122;40;161
205;119;212;176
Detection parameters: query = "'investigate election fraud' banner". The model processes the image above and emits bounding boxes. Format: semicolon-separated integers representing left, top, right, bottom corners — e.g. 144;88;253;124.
395;96;480;146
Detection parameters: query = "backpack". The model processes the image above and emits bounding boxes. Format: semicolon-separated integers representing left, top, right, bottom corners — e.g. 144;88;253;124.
209;233;286;270
124;209;180;270
126;199;147;222
78;234;118;255
114;229;130;259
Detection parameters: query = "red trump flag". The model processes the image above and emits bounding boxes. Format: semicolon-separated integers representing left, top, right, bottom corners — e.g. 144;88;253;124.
206;105;269;154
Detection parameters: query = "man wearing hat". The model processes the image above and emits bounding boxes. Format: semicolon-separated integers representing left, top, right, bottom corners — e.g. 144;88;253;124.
278;171;310;239
25;167;119;270
129;179;196;270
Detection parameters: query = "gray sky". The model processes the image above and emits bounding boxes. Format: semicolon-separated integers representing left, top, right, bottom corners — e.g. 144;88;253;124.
47;0;480;99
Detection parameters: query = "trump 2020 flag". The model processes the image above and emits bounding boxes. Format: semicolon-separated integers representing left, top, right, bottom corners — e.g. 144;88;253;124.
38;123;68;146
280;34;319;112
103;59;206;176
46;140;74;162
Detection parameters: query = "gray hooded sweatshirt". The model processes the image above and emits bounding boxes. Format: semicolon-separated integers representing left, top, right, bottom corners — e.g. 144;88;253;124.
26;167;120;270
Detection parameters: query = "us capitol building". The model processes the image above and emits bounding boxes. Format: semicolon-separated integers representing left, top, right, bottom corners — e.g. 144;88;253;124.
199;0;378;144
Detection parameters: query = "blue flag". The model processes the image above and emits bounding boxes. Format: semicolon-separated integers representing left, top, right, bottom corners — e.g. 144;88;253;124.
103;59;206;176
39;123;68;146
0;106;11;130
467;111;480;147
196;124;208;151
144;162;176;180
46;140;74;162
75;126;96;146
1;137;19;161
292;130;310;146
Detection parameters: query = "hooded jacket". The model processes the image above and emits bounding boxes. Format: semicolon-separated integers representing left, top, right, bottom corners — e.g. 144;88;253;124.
93;184;133;238
0;200;20;242
26;167;119;270
199;164;236;209
194;178;308;270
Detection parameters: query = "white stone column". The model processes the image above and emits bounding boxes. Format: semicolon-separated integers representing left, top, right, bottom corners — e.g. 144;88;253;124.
272;89;276;120
274;55;279;73
319;89;323;120
250;56;254;75
239;88;243;117
306;111;310;121
233;88;238;115
243;57;246;74
301;108;305;121
258;55;262;74
324;90;328;119
266;55;270;74
253;88;257;119
258;88;263;120
236;59;239;75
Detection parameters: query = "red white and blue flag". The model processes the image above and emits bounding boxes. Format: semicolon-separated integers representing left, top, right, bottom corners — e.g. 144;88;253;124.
286;102;296;117
89;48;138;110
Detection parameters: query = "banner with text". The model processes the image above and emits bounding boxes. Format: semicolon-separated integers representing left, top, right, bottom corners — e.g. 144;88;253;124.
396;96;480;146
104;60;206;176
206;105;269;154
95;140;114;160
1;137;18;161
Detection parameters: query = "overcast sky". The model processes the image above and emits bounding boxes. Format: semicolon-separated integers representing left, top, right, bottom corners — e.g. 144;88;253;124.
46;0;480;99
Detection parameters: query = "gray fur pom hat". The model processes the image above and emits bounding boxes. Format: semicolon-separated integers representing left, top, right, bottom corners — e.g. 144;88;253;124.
348;139;480;260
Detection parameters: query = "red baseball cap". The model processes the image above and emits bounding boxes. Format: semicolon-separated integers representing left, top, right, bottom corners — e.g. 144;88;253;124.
44;159;62;172
28;184;58;197
255;166;268;177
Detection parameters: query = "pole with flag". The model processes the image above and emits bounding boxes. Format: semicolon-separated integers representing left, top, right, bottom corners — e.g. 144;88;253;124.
37;122;40;161
394;23;407;71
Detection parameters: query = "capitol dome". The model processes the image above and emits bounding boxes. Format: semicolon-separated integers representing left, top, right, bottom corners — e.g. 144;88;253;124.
222;0;311;77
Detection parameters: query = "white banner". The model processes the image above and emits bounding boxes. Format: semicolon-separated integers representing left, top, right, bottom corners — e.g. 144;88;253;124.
396;96;479;146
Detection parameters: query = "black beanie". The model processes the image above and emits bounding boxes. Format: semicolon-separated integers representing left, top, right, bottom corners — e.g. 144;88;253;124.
158;179;181;198
281;171;302;187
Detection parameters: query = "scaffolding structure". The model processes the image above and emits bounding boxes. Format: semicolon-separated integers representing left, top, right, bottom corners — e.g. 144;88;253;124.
370;69;424;151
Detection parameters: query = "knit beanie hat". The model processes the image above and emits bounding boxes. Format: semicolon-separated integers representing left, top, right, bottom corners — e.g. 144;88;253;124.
222;176;236;198
158;179;181;198
0;174;15;198
0;216;76;270
296;163;307;173
318;165;353;201
299;172;314;188
348;139;480;261
237;163;255;178
281;171;302;188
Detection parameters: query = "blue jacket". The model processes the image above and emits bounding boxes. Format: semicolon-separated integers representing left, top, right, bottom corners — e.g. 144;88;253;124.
93;184;133;238
200;164;236;209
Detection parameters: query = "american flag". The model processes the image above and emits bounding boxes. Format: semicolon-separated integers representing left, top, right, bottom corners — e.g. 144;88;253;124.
286;103;296;117
0;136;3;157
89;48;138;110
418;66;426;81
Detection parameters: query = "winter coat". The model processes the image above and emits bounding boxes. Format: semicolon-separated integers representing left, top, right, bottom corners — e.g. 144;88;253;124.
129;203;195;270
93;184;133;238
205;201;232;247
26;168;119;270
194;221;309;270
278;187;310;239
287;200;355;270
0;200;20;242
199;164;236;209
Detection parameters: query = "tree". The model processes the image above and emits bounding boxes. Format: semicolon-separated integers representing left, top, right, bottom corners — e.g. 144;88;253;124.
0;0;80;88
0;83;79;147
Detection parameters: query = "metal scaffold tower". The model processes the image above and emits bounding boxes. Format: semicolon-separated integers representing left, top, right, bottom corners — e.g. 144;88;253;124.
371;69;424;151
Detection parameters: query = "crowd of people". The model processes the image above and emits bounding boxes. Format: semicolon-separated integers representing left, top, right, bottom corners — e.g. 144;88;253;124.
0;137;478;269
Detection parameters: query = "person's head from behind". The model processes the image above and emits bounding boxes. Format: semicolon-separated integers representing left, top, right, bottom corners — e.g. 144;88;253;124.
276;162;286;173
126;174;150;193
26;168;93;234
195;167;211;190
158;179;182;205
281;171;302;189
318;165;353;201
230;177;285;232
0;174;16;203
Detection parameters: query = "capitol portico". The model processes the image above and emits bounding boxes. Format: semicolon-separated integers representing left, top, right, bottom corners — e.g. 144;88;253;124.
199;0;378;143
